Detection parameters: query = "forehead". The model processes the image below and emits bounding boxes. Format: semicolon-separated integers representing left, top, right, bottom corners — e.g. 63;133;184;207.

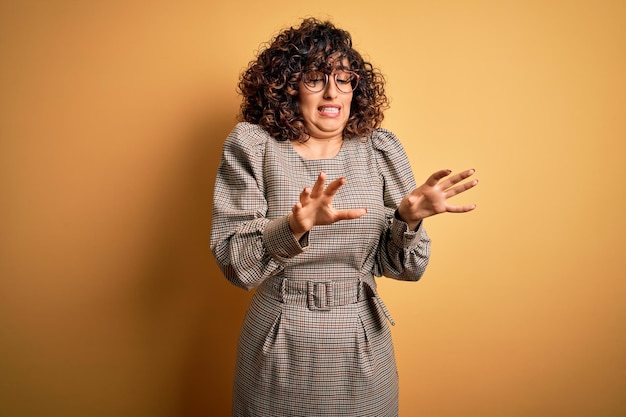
317;54;350;70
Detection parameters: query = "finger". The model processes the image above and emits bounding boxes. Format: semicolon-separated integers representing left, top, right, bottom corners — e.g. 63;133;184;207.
290;203;308;234
446;204;477;213
440;169;475;190
425;169;452;187
324;176;347;196
405;195;418;210
440;171;474;191
333;208;368;221
444;178;479;198
310;172;326;198
398;195;418;217
299;187;311;205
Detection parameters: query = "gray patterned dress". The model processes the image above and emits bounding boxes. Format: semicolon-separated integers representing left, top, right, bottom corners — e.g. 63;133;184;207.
210;122;431;416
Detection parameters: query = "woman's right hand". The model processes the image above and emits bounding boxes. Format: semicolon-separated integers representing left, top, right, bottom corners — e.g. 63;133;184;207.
289;171;367;239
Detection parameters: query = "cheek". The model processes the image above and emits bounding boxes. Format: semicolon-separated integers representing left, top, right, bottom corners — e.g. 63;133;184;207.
298;95;314;114
344;97;354;115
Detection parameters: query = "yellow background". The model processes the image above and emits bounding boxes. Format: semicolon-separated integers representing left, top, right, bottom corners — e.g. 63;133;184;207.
1;0;625;416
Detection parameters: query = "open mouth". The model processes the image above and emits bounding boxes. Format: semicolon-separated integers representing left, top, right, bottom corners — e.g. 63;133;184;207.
319;106;340;116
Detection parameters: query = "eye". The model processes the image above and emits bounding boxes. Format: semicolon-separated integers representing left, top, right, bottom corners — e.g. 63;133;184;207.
303;71;325;84
335;72;354;84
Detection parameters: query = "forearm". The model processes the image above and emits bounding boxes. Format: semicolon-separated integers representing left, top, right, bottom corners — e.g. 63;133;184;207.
377;215;431;281
211;215;308;290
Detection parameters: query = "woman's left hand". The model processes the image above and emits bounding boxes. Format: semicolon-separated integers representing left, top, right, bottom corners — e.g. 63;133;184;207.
398;168;478;230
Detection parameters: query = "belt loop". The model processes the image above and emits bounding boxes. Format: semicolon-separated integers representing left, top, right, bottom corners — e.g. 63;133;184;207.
326;281;334;308
307;281;333;311
280;278;287;303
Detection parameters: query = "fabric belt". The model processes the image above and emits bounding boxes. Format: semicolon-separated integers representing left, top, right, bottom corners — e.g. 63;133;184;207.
259;276;395;325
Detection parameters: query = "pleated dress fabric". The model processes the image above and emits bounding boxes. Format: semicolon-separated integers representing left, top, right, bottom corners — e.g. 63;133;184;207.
210;122;431;417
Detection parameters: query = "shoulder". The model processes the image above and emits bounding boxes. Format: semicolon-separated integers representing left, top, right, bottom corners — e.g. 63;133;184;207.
367;128;416;191
368;128;408;157
220;122;275;163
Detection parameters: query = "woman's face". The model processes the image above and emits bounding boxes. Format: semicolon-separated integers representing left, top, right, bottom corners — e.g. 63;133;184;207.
297;58;353;141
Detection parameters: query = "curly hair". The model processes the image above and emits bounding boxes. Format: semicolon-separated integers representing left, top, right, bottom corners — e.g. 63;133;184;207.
238;18;389;142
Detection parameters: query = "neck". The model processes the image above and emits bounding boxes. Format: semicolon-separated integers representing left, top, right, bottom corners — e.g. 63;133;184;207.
291;136;343;160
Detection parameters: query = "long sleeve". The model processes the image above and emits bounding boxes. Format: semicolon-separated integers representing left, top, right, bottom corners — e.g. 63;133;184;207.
371;129;431;281
210;123;308;290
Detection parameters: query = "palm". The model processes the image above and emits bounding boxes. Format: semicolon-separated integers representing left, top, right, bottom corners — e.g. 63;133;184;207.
415;184;449;216
289;172;367;235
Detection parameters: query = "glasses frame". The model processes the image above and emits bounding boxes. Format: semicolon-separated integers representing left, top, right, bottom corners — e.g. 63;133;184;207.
301;70;361;94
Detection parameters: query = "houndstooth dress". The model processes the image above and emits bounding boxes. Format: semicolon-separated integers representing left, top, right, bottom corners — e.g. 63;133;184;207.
210;122;431;417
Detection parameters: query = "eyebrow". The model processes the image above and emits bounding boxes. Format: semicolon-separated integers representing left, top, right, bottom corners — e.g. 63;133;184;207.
311;64;351;73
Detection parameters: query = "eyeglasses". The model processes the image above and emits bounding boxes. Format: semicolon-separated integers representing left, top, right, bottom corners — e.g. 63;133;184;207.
301;70;360;93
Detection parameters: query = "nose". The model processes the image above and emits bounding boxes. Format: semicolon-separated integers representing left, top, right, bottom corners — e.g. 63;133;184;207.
323;74;339;98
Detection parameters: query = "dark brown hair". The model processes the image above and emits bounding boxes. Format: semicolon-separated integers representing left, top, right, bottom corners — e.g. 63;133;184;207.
238;18;389;141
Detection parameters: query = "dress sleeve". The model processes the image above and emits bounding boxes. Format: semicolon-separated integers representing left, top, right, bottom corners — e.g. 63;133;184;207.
371;129;431;281
210;123;308;290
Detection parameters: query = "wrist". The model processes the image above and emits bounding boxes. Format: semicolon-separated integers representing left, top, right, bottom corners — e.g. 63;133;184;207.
395;210;421;231
407;220;421;231
288;214;307;239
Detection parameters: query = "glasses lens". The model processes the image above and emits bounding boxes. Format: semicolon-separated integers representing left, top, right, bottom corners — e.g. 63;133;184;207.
301;70;359;93
335;71;359;93
302;71;326;92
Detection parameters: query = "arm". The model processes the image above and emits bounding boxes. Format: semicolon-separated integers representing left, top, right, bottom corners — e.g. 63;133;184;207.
372;129;432;281
210;124;308;290
373;130;479;281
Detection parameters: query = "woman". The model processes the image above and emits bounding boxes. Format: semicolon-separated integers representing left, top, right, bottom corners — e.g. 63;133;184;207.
210;18;477;416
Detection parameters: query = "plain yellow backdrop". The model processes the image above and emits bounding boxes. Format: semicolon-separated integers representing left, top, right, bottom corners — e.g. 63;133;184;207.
1;1;625;416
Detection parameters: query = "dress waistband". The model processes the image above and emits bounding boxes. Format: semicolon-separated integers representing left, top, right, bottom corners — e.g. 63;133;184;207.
258;276;395;325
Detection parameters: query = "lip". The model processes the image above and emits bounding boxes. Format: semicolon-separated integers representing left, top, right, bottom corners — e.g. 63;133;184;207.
318;105;341;117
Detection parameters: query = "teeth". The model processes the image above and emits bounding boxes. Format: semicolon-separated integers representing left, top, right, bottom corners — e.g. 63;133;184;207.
320;107;339;113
